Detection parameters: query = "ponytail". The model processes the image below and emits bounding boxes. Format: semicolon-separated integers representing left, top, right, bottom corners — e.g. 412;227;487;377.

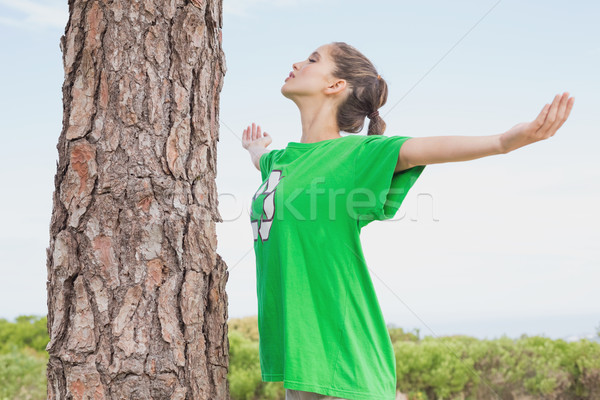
328;42;388;136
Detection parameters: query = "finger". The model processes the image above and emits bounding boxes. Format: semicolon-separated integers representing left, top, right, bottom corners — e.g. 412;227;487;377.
549;92;570;135
565;96;575;118
556;96;575;130
534;103;550;130
541;93;562;134
252;122;257;140
243;126;247;142
257;125;262;137
548;93;562;119
556;92;570;123
558;92;569;115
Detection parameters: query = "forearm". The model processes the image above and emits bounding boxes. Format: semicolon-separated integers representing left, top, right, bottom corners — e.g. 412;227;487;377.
248;145;270;170
403;133;505;167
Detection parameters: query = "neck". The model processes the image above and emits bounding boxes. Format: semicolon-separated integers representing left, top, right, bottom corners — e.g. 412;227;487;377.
293;97;342;143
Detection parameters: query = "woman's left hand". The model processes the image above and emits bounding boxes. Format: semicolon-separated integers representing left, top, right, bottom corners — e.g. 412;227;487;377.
500;92;575;154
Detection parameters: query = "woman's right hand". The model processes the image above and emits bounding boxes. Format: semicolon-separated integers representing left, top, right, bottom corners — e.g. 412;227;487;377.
242;122;272;150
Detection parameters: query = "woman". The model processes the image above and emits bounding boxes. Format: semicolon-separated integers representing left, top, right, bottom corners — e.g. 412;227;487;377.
242;42;574;400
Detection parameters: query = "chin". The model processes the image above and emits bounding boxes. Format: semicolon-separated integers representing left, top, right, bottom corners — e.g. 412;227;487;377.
280;86;292;99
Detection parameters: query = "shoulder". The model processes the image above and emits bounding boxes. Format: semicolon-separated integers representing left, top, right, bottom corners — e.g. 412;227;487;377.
338;133;375;149
352;134;411;153
259;148;285;175
351;134;407;145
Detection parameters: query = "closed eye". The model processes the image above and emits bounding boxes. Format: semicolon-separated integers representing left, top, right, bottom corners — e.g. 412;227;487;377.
309;58;316;62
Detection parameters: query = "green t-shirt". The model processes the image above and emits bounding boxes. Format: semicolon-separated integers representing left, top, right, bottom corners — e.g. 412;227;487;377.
250;134;426;400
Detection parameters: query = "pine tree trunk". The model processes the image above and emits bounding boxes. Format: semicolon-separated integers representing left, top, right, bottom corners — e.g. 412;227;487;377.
45;0;228;398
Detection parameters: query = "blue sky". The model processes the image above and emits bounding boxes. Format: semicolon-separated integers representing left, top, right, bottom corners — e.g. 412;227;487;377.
0;0;598;341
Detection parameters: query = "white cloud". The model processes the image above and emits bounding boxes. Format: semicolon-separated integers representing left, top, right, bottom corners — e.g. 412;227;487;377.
0;0;67;30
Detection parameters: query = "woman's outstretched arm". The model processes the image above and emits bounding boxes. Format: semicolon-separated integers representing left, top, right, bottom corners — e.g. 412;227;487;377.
242;122;272;171
397;92;575;170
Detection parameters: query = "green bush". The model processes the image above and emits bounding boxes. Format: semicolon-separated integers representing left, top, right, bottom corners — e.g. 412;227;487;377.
227;328;284;400
0;315;49;400
0;315;49;354
0;345;48;400
1;314;599;400
394;332;600;400
395;335;477;399
388;324;420;343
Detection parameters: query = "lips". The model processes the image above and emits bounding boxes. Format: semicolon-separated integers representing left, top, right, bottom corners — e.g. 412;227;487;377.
289;72;295;78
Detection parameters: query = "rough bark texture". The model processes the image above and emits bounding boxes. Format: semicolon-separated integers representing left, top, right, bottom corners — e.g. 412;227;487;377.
45;0;228;398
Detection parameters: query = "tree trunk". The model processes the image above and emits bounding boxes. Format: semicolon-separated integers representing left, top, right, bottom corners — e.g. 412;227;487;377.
45;0;228;398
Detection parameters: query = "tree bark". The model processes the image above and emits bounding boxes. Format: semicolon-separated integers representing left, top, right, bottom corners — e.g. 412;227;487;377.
45;0;228;398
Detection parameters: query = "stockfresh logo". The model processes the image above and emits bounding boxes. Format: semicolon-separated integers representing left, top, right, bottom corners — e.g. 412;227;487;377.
251;169;283;242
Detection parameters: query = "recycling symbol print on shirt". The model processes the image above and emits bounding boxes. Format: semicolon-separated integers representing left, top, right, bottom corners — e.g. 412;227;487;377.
251;169;283;242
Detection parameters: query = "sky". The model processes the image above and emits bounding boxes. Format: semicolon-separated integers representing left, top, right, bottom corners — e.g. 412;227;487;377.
0;0;599;342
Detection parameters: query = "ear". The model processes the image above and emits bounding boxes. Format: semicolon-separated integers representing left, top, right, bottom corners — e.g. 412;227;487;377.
324;78;347;96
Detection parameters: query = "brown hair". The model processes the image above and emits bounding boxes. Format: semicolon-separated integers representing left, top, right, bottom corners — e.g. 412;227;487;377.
328;42;388;136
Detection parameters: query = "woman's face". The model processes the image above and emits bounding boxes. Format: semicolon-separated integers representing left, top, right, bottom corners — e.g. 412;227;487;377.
281;44;343;101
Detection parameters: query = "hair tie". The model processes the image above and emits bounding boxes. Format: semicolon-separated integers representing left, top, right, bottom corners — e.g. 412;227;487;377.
367;110;379;120
377;74;381;80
